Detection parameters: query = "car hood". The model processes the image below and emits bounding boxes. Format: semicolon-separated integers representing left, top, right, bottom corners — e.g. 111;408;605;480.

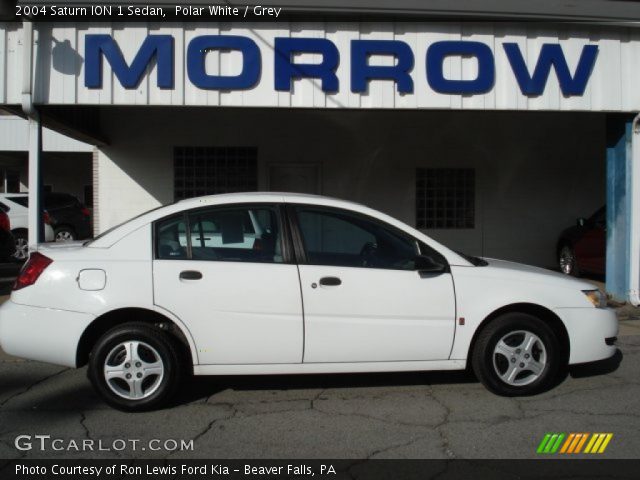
479;257;599;291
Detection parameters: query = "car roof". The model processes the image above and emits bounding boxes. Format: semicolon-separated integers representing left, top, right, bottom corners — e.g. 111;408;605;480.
176;192;362;209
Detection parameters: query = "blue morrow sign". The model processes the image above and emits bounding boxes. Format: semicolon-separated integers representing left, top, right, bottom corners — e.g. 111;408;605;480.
84;34;598;97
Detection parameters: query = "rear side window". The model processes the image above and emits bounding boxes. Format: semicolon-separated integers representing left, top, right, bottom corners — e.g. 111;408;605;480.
188;207;282;263
155;205;283;264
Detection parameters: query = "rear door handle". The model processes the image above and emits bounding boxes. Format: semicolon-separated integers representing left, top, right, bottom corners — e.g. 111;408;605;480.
319;276;341;286
179;270;202;280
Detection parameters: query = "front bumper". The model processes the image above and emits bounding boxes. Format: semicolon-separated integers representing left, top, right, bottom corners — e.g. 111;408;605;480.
0;300;94;367
555;307;619;365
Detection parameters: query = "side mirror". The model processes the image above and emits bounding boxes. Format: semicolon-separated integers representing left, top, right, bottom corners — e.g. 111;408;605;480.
577;217;586;227
414;255;446;274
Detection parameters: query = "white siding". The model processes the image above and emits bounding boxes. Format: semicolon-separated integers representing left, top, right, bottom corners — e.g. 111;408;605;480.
0;116;93;152
0;22;639;111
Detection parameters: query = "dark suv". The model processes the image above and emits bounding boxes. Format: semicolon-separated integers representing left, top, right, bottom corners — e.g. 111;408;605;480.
44;193;92;241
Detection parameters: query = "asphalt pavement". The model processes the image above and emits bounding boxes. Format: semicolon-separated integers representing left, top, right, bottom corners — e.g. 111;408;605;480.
0;327;638;459
0;264;639;459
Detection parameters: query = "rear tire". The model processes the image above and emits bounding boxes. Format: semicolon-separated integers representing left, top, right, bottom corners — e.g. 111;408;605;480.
88;323;183;411
472;313;561;396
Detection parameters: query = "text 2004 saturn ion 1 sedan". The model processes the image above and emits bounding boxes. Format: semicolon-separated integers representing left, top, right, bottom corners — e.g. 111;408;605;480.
0;193;618;411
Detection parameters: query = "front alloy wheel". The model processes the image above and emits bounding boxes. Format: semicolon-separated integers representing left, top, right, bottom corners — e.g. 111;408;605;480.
492;330;547;386
472;312;561;396
88;323;182;411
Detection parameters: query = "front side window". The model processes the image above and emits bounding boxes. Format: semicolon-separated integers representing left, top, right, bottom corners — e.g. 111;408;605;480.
156;206;283;264
295;207;420;270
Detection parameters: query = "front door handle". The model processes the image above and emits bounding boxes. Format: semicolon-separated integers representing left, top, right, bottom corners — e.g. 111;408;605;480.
180;270;202;280
319;276;341;286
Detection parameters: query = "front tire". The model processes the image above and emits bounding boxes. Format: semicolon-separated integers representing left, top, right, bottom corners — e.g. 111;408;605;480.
88;323;182;411
472;313;561;396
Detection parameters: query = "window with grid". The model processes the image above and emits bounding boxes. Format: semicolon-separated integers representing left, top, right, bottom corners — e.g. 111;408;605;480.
173;147;258;200
416;168;475;229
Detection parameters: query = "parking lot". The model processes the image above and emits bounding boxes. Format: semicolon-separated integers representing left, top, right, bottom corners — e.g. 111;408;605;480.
0;270;639;460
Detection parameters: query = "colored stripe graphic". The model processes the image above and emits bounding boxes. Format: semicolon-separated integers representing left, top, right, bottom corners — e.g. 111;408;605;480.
538;433;613;454
537;433;565;454
585;433;613;454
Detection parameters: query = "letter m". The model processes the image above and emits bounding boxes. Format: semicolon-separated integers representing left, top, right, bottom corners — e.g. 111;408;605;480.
85;34;174;89
504;43;598;96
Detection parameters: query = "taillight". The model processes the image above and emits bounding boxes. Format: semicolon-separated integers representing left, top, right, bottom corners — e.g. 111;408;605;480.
43;211;51;225
81;207;91;217
13;252;53;291
0;212;9;231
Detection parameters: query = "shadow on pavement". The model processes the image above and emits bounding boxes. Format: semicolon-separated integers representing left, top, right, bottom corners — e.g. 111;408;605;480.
569;348;623;378
174;369;478;405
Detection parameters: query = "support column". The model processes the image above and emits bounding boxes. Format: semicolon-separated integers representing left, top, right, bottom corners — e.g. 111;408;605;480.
630;116;640;306
27;116;43;248
605;116;633;301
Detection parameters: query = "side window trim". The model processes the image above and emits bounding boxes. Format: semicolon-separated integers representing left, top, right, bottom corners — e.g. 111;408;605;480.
284;204;307;265
153;212;189;261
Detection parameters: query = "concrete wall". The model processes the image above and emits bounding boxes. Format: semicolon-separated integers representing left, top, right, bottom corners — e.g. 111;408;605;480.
96;107;605;268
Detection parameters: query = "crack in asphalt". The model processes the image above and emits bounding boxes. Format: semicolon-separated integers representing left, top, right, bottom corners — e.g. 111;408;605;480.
429;389;456;459
164;405;238;459
365;433;432;459
79;412;93;440
0;367;69;408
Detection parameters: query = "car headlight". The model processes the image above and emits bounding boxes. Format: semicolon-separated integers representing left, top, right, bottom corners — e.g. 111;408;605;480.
582;289;606;308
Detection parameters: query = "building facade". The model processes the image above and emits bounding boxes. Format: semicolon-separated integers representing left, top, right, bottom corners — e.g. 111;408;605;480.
1;6;639;302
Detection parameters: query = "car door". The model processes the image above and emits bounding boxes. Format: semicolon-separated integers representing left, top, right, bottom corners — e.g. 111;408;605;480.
291;205;456;363
153;204;304;365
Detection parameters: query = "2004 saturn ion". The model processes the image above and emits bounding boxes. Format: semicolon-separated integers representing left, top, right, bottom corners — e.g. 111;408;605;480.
0;193;618;411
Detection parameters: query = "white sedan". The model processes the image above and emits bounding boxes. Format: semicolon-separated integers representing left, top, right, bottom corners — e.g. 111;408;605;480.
0;193;618;411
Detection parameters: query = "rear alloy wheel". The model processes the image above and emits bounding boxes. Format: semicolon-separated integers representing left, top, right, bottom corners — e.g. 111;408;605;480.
472;313;561;396
54;227;76;242
558;245;578;276
88;323;182;411
12;232;28;262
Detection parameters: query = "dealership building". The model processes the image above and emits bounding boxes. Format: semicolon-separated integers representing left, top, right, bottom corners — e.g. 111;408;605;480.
0;0;639;304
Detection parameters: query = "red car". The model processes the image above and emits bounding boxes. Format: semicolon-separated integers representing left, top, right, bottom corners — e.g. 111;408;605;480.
557;206;605;276
0;210;16;262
